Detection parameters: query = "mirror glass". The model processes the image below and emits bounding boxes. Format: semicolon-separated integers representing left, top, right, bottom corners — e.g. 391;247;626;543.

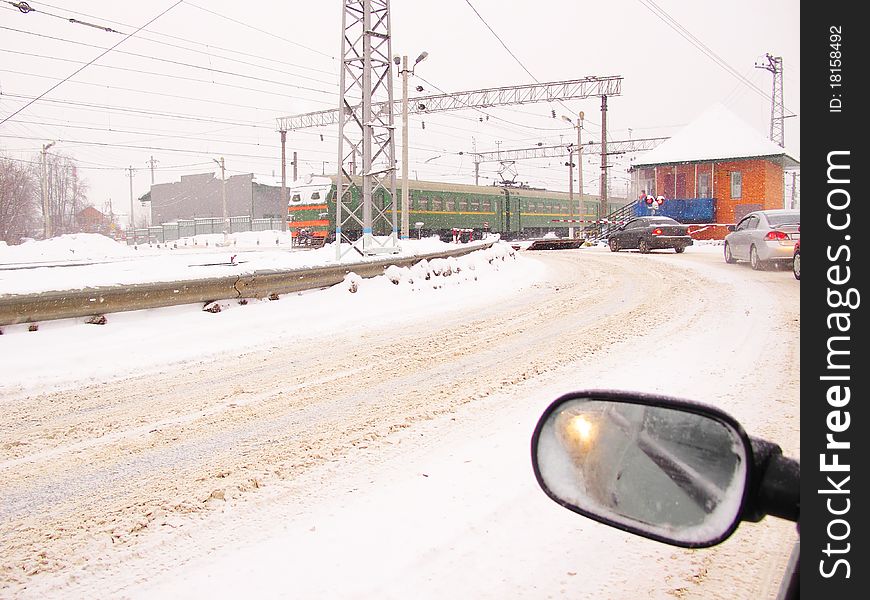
534;398;748;546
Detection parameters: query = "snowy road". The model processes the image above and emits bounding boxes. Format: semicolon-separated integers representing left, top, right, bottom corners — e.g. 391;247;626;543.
0;246;799;599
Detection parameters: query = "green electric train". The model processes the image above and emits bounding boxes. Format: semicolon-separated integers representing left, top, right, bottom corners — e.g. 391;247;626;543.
287;175;629;242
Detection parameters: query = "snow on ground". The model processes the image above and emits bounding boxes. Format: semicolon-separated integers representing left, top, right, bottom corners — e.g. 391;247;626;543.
0;231;487;295
0;232;538;395
2;233;780;600
0;233;727;397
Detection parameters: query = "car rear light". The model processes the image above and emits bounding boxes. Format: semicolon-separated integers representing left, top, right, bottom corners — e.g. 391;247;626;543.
652;228;663;236
765;230;789;241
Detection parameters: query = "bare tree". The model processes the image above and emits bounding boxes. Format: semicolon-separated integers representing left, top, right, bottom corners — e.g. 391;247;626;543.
28;152;90;236
0;157;38;244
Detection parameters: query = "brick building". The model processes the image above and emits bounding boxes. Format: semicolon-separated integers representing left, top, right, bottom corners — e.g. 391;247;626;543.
630;104;799;238
148;172;284;224
76;206;115;235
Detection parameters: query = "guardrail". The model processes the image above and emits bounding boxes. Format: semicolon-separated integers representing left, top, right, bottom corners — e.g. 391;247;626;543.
0;242;495;326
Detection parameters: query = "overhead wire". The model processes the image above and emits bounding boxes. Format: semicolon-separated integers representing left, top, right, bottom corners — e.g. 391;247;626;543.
20;0;338;77
0;48;336;97
1;68;296;114
634;0;796;116
0;25;340;88
0;0;184;126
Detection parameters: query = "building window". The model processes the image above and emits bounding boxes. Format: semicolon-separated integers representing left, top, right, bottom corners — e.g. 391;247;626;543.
698;173;711;198
730;171;742;199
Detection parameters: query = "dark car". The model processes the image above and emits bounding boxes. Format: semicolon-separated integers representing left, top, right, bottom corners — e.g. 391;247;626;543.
607;216;693;254
792;237;800;280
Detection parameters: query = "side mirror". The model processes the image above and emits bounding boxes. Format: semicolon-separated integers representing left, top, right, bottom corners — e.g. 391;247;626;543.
727;225;736;232
531;390;752;548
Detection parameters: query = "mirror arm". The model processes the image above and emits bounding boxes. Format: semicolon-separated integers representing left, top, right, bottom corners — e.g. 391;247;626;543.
757;454;800;522
741;438;800;523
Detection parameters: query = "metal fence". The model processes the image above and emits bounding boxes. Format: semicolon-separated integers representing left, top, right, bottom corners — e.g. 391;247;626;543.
125;216;286;244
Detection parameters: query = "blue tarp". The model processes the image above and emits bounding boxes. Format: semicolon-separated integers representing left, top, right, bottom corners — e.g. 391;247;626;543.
634;198;716;223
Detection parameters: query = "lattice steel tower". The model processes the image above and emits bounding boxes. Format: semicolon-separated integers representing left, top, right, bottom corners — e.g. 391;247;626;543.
755;53;785;147
336;0;398;258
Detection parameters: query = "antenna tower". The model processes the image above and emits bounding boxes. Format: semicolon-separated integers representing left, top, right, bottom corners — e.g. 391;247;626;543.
755;53;785;147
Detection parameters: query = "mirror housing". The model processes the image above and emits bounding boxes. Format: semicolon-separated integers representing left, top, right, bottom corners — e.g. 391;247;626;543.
531;390;754;548
727;225;736;232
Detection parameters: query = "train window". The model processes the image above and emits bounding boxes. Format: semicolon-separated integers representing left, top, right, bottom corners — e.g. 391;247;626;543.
431;198;442;210
291;194;301;202
445;199;454;211
482;199;492;211
311;192;321;200
457;200;467;212
470;199;480;211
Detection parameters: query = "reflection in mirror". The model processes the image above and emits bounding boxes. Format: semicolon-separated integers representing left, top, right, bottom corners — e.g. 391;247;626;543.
535;398;748;546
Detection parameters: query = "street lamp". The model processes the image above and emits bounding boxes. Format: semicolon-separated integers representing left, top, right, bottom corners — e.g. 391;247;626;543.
395;50;428;240
561;112;584;238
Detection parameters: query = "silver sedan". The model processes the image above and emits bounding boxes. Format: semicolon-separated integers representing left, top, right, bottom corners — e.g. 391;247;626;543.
724;209;800;270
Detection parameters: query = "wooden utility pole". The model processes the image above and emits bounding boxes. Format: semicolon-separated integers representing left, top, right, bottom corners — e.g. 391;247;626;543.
147;155;159;185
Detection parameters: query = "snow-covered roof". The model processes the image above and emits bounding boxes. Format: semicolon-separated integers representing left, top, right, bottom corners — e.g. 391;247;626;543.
633;103;799;169
252;174;282;187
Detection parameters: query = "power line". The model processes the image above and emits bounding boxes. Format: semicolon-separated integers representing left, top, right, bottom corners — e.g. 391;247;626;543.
0;0;184;126
0;48;336;97
0;67;294;114
0;133;282;161
2;93;283;130
181;1;335;60
22;0;339;77
0;25;340;88
462;0;539;84
634;0;796;116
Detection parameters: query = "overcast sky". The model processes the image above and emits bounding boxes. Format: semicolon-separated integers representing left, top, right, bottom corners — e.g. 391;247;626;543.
0;0;799;226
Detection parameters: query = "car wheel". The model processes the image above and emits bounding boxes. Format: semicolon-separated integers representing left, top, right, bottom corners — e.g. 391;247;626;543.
609;238;620;252
724;243;737;264
638;239;650;254
750;246;764;270
793;251;801;280
674;246;685;254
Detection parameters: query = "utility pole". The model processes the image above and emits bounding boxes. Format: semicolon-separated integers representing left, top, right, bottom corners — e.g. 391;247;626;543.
396;51;428;239
755;53;785;147
599;96;609;223
147;155;159;185
40;141;55;239
213;157;228;244
127;166;135;232
279;130;287;231
561;111;584;238
292;151;298;182
472;137;480;185
565;148;574;238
